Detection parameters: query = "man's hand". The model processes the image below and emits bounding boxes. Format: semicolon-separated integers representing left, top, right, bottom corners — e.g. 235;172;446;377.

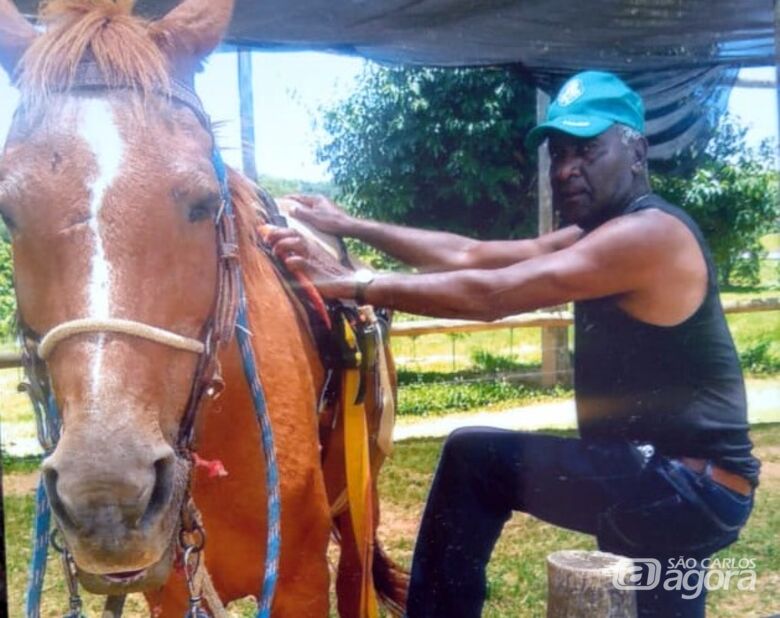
285;194;355;236
264;226;356;299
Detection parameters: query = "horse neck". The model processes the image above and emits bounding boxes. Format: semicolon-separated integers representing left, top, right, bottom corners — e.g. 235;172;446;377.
195;212;325;464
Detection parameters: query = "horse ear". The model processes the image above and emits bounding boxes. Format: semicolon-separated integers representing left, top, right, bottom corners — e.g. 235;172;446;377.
0;0;38;77
150;0;234;79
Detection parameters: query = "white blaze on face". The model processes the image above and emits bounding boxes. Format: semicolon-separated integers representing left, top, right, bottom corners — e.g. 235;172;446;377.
76;98;125;390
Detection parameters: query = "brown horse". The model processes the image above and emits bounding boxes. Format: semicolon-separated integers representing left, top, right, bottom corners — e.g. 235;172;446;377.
0;0;404;615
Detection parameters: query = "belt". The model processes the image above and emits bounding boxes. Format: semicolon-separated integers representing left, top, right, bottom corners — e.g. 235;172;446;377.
678;457;753;497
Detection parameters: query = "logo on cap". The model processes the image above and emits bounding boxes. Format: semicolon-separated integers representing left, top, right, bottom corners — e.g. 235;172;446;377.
561;119;591;127
557;78;584;107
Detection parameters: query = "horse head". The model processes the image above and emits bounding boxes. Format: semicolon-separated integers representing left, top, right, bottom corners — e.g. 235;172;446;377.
0;0;236;593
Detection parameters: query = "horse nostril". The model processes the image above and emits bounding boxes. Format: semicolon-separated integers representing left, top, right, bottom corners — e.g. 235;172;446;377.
139;453;176;529
41;465;79;532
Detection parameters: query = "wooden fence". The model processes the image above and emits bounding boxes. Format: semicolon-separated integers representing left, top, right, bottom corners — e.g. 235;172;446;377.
0;297;777;373
388;297;780;338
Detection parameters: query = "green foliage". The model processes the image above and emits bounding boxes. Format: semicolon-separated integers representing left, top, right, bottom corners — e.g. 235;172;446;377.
344;238;407;272
318;64;538;240
258;175;336;199
0;238;15;341
470;348;527;373
398;379;535;416
652;115;779;287
2;454;41;475
739;339;780;375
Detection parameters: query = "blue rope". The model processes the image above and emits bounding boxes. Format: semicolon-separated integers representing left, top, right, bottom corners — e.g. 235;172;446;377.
212;147;281;618
25;390;59;618
25;479;51;618
235;290;282;618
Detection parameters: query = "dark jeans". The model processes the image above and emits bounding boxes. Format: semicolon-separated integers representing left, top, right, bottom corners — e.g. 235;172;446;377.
406;427;754;618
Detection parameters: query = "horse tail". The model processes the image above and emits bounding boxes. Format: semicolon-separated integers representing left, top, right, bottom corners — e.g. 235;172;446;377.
372;540;408;617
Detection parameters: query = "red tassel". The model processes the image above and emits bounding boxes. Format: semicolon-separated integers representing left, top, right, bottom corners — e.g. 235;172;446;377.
192;453;228;478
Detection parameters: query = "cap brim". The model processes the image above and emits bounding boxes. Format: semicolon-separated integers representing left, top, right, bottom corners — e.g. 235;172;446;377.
525;115;615;150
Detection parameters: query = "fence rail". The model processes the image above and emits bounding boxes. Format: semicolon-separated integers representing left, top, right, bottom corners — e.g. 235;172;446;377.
0;297;777;370
389;297;780;338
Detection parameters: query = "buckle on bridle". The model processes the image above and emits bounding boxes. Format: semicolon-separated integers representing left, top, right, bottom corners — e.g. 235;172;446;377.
205;359;225;400
219;242;239;261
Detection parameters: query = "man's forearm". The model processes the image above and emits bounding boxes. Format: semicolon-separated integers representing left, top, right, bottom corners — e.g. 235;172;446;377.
347;218;478;272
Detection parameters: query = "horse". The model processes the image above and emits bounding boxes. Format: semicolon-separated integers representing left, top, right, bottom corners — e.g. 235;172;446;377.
0;0;405;615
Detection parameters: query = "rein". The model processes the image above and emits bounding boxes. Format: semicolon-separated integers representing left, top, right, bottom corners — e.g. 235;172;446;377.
20;64;280;618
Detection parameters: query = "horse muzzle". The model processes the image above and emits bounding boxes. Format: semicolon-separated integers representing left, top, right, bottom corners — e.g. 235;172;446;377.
76;543;176;594
41;440;190;589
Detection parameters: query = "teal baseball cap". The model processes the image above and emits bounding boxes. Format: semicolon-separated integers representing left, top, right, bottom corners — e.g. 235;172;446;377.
526;71;644;149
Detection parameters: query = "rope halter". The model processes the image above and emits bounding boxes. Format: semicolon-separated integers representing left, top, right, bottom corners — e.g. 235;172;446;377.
37;317;205;360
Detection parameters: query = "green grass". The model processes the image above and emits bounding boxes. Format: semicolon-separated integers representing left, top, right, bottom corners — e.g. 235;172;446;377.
2;454;40;474
3;492;150;617
0;366;35;425
4;422;779;617
398;379;570;417
396;355;571;417
391;324;544;370
726;300;780;374
2;414;778;615
376;425;780;617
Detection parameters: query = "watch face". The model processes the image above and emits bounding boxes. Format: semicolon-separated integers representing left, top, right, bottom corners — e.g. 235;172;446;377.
355;269;374;283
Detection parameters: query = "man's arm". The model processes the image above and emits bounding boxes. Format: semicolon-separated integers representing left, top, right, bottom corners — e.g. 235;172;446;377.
273;209;705;324
287;194;583;271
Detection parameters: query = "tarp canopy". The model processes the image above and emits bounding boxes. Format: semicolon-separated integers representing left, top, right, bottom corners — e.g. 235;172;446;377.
13;0;777;159
16;0;772;71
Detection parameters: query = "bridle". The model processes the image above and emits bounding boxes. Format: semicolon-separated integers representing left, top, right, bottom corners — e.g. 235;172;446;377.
18;61;241;451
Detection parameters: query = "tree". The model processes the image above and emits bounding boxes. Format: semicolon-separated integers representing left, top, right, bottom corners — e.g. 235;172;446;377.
317;64;538;240
652;115;779;287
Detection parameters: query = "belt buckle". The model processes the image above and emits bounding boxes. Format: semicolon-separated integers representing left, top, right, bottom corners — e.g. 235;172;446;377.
635;443;655;462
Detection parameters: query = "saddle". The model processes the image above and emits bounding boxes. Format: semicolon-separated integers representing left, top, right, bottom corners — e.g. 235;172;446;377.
253;188;396;459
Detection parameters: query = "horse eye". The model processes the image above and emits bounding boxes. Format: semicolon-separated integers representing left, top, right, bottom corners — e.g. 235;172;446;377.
188;196;219;223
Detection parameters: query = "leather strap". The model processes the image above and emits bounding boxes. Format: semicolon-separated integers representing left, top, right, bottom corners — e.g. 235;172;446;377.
678;457;753;497
66;62;212;130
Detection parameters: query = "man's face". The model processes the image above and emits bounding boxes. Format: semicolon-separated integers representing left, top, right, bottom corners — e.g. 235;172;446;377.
548;125;637;227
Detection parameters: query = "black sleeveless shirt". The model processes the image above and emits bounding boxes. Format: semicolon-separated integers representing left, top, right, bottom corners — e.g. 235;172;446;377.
574;194;760;484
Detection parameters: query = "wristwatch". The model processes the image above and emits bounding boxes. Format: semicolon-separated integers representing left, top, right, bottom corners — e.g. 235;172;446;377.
353;268;375;305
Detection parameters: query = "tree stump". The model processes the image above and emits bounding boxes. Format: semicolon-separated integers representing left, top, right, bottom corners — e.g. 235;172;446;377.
547;550;637;618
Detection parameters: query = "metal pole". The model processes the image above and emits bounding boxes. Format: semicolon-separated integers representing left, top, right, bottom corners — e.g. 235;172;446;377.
537;90;553;236
537;89;571;387
238;48;258;182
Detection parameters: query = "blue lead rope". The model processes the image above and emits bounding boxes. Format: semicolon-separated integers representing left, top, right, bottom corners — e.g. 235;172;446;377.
212;146;281;618
25;480;51;618
25;391;59;618
235;291;282;618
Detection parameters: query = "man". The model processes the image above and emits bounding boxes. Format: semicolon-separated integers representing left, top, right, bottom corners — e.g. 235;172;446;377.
267;71;759;617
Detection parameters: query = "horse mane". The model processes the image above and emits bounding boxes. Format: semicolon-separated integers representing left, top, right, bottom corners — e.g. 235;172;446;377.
18;0;169;106
226;168;270;271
